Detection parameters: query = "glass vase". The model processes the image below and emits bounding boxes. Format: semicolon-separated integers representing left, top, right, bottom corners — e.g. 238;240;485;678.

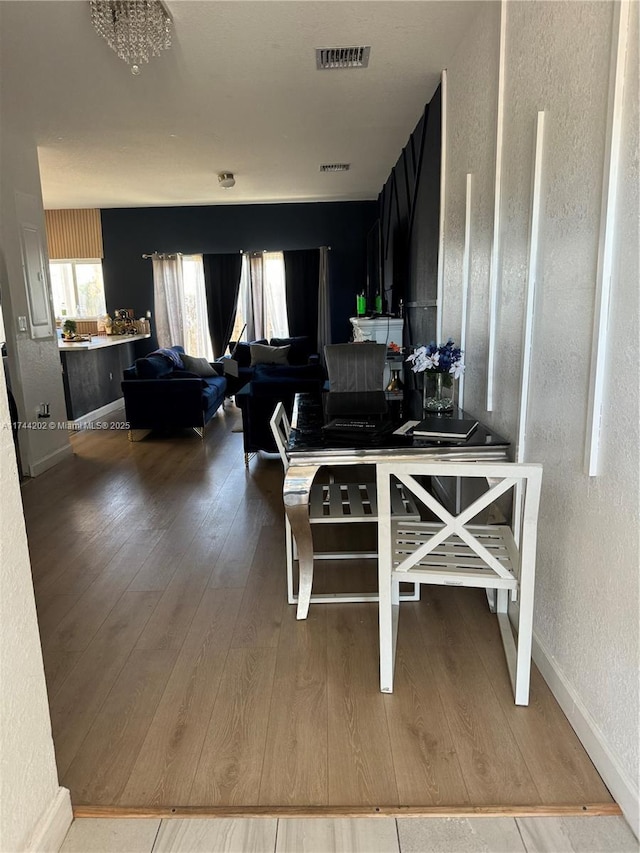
423;372;454;414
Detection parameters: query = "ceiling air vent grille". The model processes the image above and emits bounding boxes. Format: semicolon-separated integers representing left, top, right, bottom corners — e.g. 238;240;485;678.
316;46;371;70
320;163;351;173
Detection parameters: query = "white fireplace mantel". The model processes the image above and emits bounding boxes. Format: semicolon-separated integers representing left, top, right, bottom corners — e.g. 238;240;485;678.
350;316;404;348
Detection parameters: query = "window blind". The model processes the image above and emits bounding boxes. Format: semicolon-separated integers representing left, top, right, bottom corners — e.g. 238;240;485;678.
44;209;103;259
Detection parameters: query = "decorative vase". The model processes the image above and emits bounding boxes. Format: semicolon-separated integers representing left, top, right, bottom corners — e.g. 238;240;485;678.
423;372;454;413
386;368;403;393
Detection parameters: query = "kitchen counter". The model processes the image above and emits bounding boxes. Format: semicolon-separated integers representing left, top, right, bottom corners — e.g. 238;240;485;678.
58;333;151;351
59;334;151;420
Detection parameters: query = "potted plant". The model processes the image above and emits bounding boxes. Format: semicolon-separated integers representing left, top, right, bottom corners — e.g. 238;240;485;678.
62;319;77;340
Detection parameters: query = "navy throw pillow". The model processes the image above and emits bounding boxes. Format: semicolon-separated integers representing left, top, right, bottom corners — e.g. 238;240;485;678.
135;354;173;379
149;347;184;369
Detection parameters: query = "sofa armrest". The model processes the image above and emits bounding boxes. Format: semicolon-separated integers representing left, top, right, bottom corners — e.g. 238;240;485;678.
215;355;239;377
121;378;206;429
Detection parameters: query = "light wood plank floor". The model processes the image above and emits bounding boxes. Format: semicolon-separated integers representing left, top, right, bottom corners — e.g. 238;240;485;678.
24;403;615;811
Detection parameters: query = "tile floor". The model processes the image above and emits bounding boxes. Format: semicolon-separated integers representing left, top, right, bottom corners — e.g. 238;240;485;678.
60;815;639;853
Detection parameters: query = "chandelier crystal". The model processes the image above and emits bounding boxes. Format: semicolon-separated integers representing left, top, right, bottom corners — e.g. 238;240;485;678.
90;1;172;75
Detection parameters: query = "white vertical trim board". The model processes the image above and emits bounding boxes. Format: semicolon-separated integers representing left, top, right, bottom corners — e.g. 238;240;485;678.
486;0;507;412
436;67;447;344
459;173;473;411
516;111;546;464
513;111;545;547
585;0;631;476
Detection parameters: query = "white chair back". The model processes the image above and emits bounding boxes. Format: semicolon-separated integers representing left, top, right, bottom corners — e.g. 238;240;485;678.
377;460;542;704
269;402;291;470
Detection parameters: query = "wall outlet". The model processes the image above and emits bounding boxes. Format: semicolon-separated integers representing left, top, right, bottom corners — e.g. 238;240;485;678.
17;315;28;332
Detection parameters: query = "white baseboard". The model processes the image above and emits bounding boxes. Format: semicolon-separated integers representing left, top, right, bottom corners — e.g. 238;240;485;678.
530;626;639;838
27;443;74;478
68;397;125;428
25;787;73;853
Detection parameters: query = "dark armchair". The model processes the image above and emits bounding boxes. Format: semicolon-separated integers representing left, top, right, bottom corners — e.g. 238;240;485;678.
235;362;325;465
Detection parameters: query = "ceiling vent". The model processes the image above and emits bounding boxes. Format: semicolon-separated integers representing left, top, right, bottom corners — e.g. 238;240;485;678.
316;46;370;70
320;163;351;173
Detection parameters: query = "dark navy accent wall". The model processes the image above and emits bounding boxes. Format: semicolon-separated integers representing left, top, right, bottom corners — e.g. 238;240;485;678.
101;201;377;352
378;84;442;359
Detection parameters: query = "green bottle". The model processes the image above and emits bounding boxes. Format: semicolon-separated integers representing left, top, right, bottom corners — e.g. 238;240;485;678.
375;292;382;314
357;292;366;316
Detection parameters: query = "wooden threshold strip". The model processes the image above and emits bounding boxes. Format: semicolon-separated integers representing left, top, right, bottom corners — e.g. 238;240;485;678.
74;803;622;820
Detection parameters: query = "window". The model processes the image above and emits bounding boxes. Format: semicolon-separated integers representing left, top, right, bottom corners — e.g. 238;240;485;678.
231;251;288;346
49;260;106;318
182;255;213;360
151;253;214;360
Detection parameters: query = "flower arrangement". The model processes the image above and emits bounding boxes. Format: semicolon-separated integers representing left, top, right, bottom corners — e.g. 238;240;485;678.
406;339;465;412
406;339;465;381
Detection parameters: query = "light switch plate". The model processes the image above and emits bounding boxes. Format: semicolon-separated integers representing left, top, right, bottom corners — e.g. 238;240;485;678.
17;315;28;332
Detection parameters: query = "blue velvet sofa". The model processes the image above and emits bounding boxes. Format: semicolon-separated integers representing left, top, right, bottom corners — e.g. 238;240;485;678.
121;345;227;437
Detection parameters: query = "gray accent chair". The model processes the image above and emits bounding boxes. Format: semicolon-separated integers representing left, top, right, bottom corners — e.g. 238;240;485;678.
324;342;387;393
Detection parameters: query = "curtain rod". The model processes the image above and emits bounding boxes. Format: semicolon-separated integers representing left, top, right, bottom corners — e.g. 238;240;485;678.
244;246;332;254
143;247;331;259
142;252;181;259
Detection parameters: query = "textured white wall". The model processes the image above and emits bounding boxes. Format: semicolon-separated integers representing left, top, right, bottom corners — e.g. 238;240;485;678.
0;382;68;850
443;0;639;828
0;127;71;478
0;29;72;846
442;1;501;416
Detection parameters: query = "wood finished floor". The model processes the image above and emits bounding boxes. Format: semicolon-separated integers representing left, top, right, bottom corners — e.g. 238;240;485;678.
24;403;614;811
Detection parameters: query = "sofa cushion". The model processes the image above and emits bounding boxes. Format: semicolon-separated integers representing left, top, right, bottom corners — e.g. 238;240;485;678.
135;354;174;379
166;370;202;380
252;363;324;383
250;343;290;366
200;375;227;407
232;339;268;368
181;353;218;376
270;336;312;366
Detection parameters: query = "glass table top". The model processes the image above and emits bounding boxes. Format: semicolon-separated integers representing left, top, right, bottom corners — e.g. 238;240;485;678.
288;390;510;456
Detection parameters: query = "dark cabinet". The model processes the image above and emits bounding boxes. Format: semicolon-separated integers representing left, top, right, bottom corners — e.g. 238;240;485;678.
60;342;136;420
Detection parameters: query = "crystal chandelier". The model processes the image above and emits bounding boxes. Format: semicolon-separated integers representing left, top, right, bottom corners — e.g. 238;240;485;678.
90;1;172;75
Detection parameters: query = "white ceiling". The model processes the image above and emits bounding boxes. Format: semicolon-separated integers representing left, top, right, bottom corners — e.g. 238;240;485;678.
0;1;482;209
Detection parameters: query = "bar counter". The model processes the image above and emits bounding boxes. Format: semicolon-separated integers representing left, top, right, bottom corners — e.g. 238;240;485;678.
59;334;151;420
58;333;151;351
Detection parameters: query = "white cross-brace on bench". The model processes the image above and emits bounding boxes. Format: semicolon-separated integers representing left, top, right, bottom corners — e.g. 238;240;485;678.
376;459;542;705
